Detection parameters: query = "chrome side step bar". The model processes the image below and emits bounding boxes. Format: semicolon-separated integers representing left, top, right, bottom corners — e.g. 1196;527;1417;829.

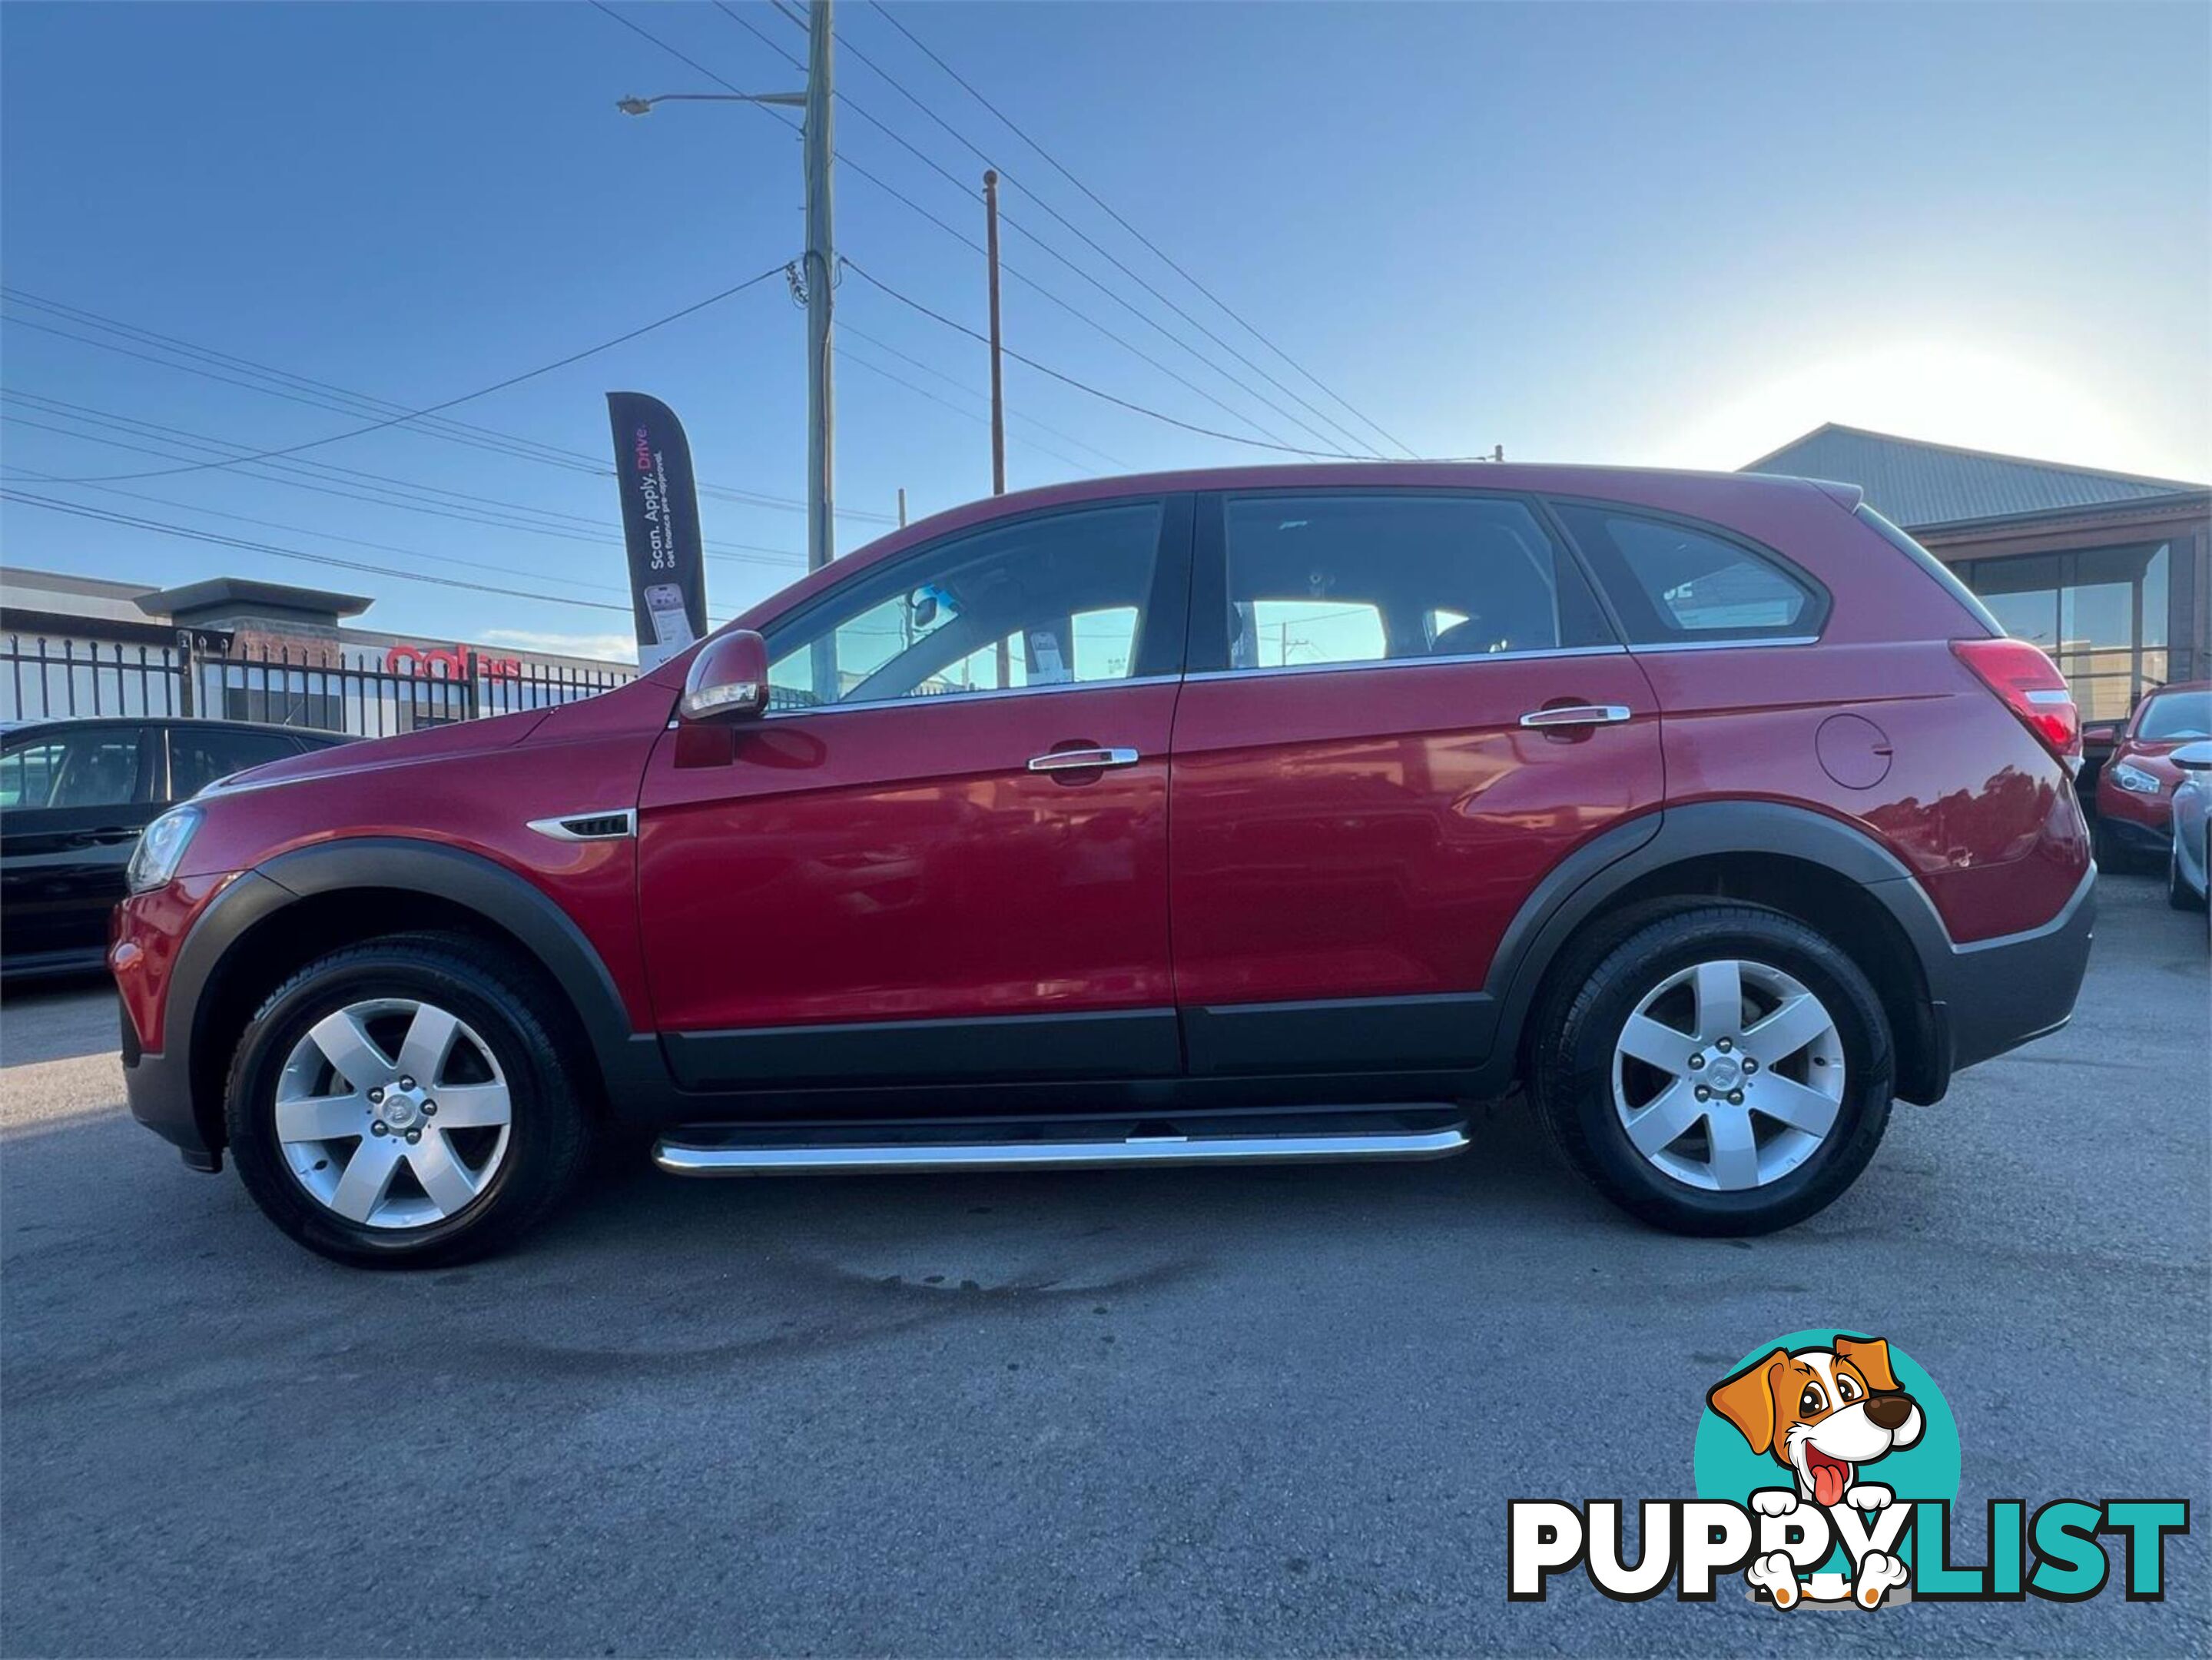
654;1120;1470;1177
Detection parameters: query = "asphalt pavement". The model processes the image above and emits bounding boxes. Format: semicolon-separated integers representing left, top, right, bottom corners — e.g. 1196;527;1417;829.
2;875;2205;1657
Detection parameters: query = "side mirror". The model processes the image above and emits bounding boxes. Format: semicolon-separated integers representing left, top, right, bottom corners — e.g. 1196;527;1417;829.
679;629;770;722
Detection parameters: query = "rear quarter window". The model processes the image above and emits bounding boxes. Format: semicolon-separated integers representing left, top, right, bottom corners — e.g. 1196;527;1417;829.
1549;503;1829;645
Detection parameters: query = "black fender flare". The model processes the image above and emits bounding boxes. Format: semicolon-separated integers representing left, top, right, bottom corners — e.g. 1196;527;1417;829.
1481;801;1956;1094
174;838;671;1147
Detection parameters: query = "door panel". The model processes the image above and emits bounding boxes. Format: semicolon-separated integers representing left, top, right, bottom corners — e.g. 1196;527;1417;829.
1167;487;1663;1074
1169;655;1662;1026
633;493;1192;1084
0;726;152;965
636;682;1179;1053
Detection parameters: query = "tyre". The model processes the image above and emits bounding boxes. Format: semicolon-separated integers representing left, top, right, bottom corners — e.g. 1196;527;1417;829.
1530;903;1894;1236
225;934;592;1267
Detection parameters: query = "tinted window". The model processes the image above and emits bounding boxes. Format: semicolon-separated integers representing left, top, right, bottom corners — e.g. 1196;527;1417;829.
1219;493;1611;671
0;729;143;810
169;728;302;798
1553;504;1825;643
765;501;1165;708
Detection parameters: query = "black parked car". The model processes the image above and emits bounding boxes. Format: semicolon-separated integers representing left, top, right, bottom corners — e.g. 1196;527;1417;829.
0;717;350;980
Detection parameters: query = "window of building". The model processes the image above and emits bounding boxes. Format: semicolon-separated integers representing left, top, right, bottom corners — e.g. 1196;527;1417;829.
764;501;1165;708
1550;505;1824;642
1958;542;2170;723
1218;493;1610;672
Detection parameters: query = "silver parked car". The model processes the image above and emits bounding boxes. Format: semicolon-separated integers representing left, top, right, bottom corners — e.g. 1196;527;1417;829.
2169;740;2211;912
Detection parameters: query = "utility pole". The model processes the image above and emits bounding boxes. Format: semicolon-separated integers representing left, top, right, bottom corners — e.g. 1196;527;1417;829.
897;487;907;528
983;168;1006;496
804;0;837;571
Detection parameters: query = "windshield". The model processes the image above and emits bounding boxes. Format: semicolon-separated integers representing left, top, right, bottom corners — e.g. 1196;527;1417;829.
2137;691;2212;743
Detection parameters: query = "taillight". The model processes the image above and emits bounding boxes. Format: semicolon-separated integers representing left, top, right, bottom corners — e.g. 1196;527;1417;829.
1951;637;2082;769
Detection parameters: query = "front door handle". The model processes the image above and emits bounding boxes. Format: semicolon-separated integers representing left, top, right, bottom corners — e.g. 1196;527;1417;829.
1026;746;1140;773
1518;704;1632;729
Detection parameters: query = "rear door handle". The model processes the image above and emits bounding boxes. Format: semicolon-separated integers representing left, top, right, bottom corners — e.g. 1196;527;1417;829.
1027;746;1140;772
1518;704;1632;729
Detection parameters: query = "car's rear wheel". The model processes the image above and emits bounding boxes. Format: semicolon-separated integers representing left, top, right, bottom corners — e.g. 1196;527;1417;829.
1531;903;1894;1236
225;935;590;1267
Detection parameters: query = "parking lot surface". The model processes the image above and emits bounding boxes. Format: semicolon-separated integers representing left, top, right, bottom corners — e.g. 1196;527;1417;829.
2;875;2204;1657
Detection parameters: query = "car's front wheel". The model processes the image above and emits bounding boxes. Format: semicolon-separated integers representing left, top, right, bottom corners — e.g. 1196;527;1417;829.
225;935;591;1267
1531;903;1894;1236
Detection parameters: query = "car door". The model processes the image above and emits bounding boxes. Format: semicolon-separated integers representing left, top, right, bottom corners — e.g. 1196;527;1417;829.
0;723;154;966
636;494;1193;1093
1168;488;1663;1074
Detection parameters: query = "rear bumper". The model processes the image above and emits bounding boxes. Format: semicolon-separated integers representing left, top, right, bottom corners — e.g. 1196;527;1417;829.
1926;864;2096;1078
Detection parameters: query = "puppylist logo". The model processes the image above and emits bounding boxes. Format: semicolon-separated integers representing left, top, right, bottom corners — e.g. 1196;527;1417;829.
1510;1330;2187;1609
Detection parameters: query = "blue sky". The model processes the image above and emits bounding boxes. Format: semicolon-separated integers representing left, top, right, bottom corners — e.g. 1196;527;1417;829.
3;0;2205;660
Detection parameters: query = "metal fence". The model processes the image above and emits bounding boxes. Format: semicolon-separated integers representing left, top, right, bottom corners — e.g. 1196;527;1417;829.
0;634;634;737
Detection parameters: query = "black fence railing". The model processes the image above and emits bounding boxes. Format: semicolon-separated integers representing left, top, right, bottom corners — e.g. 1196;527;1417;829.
0;634;634;738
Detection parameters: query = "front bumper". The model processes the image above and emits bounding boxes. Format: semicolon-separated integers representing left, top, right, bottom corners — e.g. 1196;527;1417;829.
2097;812;2171;858
1928;864;2097;1077
121;1039;219;1170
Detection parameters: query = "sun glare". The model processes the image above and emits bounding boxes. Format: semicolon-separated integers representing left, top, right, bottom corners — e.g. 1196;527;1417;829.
1659;342;2184;479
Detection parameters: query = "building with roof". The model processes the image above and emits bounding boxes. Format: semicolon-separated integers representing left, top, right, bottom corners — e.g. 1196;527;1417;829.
1;566;630;733
1744;424;2209;722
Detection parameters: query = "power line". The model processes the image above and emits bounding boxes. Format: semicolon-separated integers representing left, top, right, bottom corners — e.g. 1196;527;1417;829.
597;1;1305;455
842;259;1380;460
714;1;1340;454
3;287;896;522
804;5;1389;459
9;263;791;484
1;490;638;616
2;392;805;569
834;342;1100;477
5;463;635;601
836;319;1129;468
865;0;1418;458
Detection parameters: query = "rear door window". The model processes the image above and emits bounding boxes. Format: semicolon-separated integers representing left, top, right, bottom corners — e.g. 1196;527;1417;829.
168;728;304;798
1550;503;1828;644
1213;492;1613;671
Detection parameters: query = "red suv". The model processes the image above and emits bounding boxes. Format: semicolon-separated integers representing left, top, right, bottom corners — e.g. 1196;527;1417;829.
2092;680;2212;869
111;465;2095;1265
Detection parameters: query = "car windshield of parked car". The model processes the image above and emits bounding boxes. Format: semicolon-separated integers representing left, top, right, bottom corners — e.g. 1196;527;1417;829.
0;730;143;811
2137;690;2212;742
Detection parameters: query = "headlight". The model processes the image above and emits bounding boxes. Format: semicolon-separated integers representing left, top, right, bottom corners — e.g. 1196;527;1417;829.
127;805;202;894
2111;762;2164;795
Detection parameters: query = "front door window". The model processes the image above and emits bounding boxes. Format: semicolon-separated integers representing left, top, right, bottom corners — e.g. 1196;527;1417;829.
764;500;1166;709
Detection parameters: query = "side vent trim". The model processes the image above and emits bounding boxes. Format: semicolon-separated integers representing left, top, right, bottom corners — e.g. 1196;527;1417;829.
526;809;637;842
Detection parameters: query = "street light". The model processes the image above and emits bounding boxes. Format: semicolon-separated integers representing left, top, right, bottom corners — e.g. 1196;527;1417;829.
615;92;806;115
610;0;836;575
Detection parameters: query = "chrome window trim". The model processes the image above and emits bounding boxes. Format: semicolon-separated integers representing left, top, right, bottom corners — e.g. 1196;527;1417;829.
1180;643;1628;686
759;672;1182;722
1626;636;1821;654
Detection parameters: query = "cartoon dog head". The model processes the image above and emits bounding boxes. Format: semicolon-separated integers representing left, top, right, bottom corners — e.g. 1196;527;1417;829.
1707;1336;1925;1507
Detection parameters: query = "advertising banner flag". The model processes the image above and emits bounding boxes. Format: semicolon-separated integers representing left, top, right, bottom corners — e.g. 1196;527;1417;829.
605;392;708;669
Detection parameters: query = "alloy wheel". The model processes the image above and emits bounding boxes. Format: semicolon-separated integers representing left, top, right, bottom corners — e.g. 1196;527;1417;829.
274;997;512;1230
1610;958;1846;1192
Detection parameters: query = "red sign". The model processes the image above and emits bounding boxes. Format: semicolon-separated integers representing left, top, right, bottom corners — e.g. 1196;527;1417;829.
383;644;522;680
